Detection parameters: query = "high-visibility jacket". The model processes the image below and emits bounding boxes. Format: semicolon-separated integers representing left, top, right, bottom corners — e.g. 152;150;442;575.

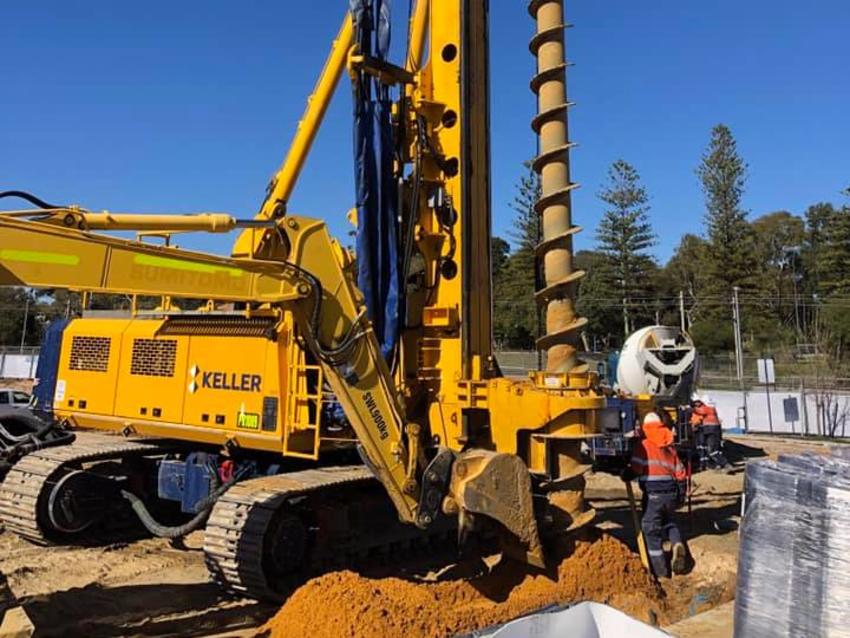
631;419;687;487
691;404;721;428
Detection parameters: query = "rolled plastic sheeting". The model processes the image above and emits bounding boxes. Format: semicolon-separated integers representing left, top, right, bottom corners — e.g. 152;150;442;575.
735;452;850;637
460;602;666;638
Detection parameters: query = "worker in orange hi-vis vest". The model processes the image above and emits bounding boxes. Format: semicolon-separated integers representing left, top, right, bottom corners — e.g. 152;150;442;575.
691;395;729;470
623;412;689;578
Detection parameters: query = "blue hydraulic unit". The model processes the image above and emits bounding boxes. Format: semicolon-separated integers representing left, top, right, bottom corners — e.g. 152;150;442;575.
589;397;637;471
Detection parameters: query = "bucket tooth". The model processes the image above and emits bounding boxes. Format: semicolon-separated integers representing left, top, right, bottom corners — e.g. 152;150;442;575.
450;450;545;568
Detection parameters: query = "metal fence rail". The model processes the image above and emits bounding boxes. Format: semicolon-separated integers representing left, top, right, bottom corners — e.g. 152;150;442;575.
0;346;40;356
3;346;847;438
494;350;850;439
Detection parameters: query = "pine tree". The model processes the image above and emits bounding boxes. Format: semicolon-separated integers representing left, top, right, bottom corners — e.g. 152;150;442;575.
595;159;656;337
666;234;710;305
803;203;836;296
575;250;621;349
818;196;850;355
508;161;542;256
492;161;541;349
692;124;769;353
696;125;758;295
820;207;850;296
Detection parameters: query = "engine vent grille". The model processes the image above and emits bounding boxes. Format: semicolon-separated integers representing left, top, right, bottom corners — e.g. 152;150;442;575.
130;339;178;377
158;315;277;339
69;336;111;373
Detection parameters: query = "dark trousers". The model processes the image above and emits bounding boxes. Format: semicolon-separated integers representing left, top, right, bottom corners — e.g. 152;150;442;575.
696;425;728;469
640;488;683;578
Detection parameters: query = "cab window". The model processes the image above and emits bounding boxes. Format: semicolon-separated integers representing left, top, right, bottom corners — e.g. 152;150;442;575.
13;392;30;405
0;393;8;405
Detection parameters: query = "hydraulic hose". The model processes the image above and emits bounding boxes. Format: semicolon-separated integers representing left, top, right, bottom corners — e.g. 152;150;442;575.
121;490;214;539
121;467;248;539
0;190;64;210
0;414;75;463
0;414;75;480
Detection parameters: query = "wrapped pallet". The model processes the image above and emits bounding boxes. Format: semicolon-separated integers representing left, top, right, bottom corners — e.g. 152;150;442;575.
734;452;850;637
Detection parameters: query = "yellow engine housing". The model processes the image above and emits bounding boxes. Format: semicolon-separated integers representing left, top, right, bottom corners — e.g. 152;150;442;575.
52;314;349;459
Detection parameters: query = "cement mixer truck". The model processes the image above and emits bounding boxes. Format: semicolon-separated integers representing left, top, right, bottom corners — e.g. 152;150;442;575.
616;326;699;403
590;326;699;471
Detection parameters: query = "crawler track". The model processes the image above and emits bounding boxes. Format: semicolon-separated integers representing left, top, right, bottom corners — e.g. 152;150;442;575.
0;431;175;544
2;435;458;603
204;467;455;601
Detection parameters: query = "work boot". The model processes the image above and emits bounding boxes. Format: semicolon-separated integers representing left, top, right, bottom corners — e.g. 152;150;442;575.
671;542;687;575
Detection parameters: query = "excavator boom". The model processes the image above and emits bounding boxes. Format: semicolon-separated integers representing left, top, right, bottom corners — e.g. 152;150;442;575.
0;211;543;560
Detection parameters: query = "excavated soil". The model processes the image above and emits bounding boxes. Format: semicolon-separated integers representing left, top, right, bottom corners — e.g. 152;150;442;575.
256;534;667;638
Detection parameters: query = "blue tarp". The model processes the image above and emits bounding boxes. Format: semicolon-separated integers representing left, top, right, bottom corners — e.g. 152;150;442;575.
350;0;400;361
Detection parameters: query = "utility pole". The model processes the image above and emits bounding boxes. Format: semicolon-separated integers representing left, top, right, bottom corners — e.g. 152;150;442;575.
786;246;803;344
792;272;802;344
732;286;748;431
732;287;744;381
19;294;30;353
622;296;630;338
679;290;686;333
813;293;820;354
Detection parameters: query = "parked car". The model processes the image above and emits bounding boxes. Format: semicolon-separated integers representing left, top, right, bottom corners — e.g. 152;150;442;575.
0;388;32;419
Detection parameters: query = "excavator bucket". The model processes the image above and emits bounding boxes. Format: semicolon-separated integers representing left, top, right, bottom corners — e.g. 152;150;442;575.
450;450;545;568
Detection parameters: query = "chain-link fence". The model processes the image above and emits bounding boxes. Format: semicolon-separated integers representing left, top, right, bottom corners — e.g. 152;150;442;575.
699;352;850;393
494;349;850;438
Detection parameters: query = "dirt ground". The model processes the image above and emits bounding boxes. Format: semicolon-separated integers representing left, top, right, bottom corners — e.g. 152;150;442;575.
0;434;836;638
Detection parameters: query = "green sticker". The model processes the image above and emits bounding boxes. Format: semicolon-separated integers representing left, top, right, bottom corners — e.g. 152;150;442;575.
0;249;80;266
133;254;242;278
237;412;260;430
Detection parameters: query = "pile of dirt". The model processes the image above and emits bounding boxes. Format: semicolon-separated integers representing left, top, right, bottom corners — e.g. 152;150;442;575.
257;534;666;638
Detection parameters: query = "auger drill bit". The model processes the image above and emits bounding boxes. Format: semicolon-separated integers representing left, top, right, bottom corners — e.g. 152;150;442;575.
528;0;587;375
528;0;595;534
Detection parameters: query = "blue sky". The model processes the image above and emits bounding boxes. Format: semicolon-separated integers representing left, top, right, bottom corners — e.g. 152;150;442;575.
2;1;848;260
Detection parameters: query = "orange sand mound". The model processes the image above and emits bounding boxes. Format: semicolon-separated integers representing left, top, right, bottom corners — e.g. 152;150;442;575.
258;534;666;638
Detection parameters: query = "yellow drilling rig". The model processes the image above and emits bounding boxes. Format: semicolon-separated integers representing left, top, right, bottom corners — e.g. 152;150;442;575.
0;0;601;601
